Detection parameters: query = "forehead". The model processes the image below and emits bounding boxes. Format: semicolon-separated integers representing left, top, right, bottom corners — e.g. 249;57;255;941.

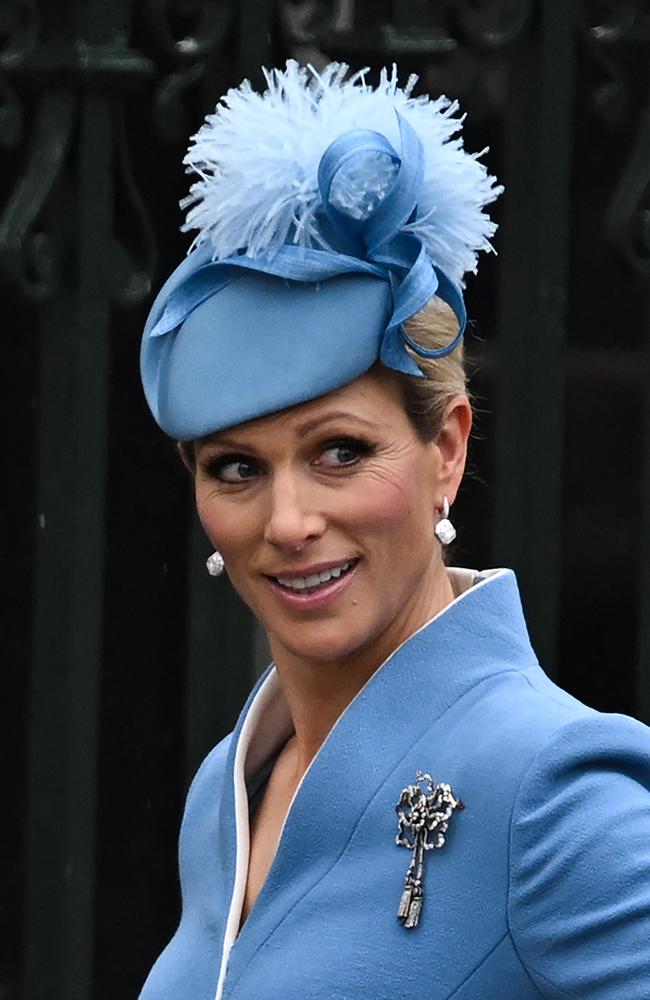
197;368;407;450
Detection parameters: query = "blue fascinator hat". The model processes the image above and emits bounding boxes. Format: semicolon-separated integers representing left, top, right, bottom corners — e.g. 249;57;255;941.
141;62;502;440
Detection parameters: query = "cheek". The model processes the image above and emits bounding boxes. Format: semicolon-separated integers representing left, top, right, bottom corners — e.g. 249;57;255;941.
195;491;216;541
346;463;428;535
195;491;251;557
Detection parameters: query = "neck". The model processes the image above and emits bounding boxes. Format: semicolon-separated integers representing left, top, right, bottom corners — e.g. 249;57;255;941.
268;564;455;780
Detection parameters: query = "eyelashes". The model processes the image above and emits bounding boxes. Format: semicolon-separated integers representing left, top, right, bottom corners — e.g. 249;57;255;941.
200;454;261;483
199;435;376;484
319;437;375;466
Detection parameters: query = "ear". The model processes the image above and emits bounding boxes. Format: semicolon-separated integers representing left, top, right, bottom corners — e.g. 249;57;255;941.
434;395;472;505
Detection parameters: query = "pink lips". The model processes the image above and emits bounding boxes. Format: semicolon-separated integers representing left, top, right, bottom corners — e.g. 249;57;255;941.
265;559;360;611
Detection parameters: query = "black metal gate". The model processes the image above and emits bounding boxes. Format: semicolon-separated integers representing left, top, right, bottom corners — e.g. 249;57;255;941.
2;2;649;997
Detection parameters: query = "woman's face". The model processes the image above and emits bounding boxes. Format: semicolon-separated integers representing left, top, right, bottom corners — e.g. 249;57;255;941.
194;368;469;669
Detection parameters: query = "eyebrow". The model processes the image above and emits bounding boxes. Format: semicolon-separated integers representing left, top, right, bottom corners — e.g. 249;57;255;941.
201;411;376;453
293;411;376;437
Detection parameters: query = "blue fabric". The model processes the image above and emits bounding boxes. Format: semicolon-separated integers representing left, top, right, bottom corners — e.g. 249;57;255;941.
138;571;650;998
141;114;467;440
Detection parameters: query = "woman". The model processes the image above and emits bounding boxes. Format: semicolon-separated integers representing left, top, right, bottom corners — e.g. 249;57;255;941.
138;63;650;999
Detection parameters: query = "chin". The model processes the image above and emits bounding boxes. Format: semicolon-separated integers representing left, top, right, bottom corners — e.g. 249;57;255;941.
271;616;381;667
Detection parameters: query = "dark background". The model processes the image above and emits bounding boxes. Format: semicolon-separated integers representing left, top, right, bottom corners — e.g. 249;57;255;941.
2;2;649;997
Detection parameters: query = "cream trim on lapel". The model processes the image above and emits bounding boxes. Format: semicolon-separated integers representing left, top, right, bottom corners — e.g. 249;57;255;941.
213;670;292;1000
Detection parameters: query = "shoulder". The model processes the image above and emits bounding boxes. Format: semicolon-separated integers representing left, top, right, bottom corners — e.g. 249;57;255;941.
178;734;232;880
183;733;232;813
434;659;606;801
457;657;642;775
506;708;650;998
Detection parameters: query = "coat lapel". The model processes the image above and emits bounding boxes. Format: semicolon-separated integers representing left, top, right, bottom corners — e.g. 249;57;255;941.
218;568;538;992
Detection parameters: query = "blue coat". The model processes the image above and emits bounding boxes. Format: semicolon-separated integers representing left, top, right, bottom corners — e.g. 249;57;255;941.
139;569;650;999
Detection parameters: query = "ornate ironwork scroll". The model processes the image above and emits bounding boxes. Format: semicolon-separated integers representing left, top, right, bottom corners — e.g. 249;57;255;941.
579;1;650;273
279;0;533;116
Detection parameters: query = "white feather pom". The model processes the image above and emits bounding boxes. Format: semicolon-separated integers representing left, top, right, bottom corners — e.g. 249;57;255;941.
181;60;502;285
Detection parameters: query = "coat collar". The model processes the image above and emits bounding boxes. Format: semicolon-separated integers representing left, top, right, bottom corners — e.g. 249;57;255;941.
214;567;537;997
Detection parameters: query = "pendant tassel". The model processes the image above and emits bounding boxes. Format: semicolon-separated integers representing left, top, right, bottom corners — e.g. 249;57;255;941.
397;883;413;921
397;855;416;920
404;887;423;929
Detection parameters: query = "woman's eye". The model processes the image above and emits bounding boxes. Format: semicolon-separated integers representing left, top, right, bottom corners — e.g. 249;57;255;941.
319;439;373;468
221;460;258;482
204;456;260;483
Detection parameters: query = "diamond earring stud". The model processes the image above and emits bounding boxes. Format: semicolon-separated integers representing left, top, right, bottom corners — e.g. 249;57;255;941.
434;497;456;546
206;550;225;576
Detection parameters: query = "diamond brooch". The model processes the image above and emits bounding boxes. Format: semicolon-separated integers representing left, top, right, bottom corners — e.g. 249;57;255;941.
395;771;463;929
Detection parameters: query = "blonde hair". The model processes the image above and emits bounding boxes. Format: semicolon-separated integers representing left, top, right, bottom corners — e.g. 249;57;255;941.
391;295;467;442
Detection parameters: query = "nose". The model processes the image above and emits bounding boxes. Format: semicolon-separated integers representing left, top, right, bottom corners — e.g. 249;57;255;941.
263;470;326;552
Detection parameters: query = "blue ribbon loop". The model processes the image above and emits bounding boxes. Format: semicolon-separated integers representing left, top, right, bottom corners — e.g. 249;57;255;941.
148;111;467;376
